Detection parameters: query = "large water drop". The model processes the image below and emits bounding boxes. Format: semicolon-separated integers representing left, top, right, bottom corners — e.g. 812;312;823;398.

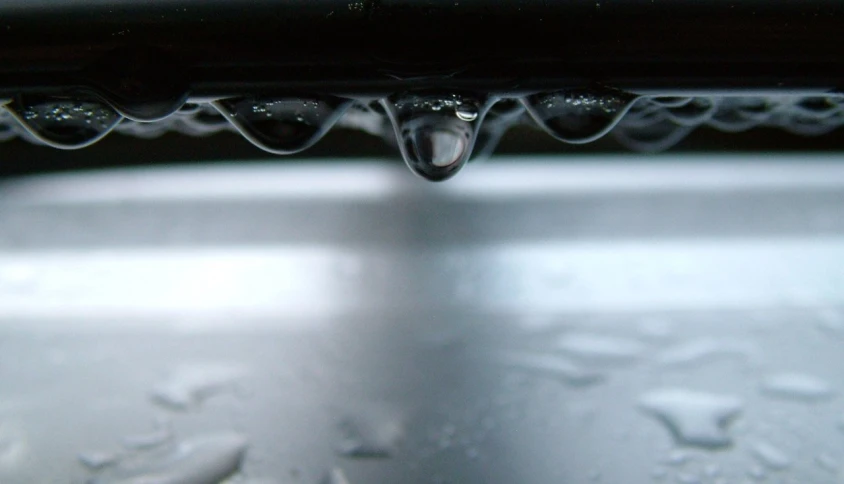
4;95;122;149
638;389;743;449
214;96;352;155
383;93;487;181
522;87;638;144
87;433;248;484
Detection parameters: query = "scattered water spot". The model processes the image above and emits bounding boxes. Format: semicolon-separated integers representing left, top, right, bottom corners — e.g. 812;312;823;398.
703;463;721;477
0;421;27;470
78;451;121;471
503;353;605;387
151;363;246;411
746;464;767;480
638;389;742;449
88;433;248;484
751;441;791;471
557;333;645;364
334;413;402;459
321;467;352;484
655;339;754;367
665;449;692;467
651;466;668;480
122;424;173;450
760;373;834;401
815;453;839;473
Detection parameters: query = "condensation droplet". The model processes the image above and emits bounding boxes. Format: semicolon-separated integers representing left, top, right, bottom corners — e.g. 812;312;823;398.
5;95;122;149
383;93;487;181
150;363;246;411
523;87;638;144
214;96;351;155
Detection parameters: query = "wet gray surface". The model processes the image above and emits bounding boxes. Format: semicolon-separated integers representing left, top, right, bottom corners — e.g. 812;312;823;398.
1;156;844;484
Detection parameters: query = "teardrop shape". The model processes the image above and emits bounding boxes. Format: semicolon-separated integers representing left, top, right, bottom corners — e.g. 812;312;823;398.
383;93;488;181
522;87;639;144
214;96;352;155
5;95;122;149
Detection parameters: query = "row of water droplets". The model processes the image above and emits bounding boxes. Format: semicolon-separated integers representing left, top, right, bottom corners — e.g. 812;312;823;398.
2;89;844;180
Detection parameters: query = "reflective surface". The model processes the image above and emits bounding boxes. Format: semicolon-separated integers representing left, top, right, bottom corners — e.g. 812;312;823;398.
1;157;844;483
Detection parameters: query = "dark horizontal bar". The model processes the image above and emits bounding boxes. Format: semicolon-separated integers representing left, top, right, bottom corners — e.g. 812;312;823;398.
1;0;843;98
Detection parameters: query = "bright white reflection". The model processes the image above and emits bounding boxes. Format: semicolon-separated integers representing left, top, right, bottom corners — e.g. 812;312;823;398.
0;238;842;328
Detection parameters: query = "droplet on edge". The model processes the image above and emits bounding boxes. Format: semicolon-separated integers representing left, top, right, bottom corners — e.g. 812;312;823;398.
638;389;743;449
5;95;122;149
382;93;487;181
523;87;638;144
151;363;246;411
751;441;791;471
503;353;605;387
557;333;645;364
760;373;834;402
214;96;352;155
87;433;248;484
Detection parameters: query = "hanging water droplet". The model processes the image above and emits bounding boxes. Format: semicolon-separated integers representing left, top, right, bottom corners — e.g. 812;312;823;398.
382;92;488;181
638;389;743;449
5;95;122;149
214;96;352;155
87;433;248;484
522;87;638;144
760;372;834;402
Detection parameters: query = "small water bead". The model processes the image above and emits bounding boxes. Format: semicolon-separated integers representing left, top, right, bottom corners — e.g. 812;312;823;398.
523;87;639;144
214;95;352;155
5;95;122;149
